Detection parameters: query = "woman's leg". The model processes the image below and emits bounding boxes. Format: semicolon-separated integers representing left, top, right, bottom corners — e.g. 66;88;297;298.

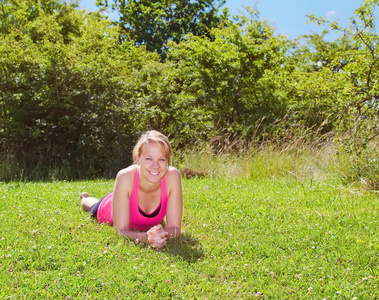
80;192;99;212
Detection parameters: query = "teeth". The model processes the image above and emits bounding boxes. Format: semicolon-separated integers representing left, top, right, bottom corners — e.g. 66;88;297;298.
150;172;159;175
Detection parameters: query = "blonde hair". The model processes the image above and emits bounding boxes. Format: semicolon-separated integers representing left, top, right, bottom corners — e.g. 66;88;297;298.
133;130;172;165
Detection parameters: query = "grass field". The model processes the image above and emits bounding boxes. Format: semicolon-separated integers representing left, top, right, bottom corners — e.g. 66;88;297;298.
1;174;378;299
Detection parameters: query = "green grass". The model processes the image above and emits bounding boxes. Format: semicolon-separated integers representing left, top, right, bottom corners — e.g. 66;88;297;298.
1;174;378;299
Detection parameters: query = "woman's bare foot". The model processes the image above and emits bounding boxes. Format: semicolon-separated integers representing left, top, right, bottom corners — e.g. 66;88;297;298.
80;193;99;212
80;192;89;199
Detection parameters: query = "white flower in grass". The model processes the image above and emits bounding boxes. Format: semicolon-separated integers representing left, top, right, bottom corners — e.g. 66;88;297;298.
308;287;313;293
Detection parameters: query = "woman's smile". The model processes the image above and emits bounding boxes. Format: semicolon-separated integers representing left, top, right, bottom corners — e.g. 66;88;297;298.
138;142;169;184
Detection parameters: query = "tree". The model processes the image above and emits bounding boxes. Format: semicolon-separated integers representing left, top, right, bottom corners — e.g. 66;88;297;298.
96;0;228;58
305;0;379;150
166;8;291;146
0;0;160;180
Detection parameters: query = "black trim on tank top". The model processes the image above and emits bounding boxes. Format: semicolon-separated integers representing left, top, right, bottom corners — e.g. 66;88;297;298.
139;204;161;218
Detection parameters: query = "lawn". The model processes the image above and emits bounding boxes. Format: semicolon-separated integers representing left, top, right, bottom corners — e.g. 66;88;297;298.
0;177;378;299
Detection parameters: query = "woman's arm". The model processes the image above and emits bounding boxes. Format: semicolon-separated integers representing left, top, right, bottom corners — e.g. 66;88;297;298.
112;167;136;239
164;167;183;239
118;229;148;243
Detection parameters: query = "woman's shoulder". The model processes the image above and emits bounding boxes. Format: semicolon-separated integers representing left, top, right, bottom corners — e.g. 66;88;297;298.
165;166;181;186
164;167;182;199
115;165;138;181
166;166;180;178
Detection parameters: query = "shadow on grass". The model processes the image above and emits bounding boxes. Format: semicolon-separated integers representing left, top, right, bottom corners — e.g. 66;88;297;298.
164;233;204;263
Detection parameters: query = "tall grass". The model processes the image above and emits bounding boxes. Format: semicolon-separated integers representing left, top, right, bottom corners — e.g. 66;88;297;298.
177;135;379;191
178;144;328;179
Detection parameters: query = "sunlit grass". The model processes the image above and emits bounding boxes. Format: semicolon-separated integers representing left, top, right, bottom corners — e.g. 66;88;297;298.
178;143;332;180
1;173;378;298
177;141;379;191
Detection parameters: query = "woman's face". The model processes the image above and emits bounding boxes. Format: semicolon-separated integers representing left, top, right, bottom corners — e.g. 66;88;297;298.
138;141;169;184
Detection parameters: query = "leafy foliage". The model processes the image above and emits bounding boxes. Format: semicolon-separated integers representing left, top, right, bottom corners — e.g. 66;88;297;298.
167;10;291;146
305;0;379;150
0;0;378;184
0;0;159;179
96;0;228;58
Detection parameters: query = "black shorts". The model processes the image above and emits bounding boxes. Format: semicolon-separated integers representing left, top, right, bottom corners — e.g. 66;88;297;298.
90;193;110;219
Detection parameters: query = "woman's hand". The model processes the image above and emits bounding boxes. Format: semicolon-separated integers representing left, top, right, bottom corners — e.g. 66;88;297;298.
147;224;168;249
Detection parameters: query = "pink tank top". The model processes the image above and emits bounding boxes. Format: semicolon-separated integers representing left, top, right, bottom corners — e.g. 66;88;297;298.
96;168;168;231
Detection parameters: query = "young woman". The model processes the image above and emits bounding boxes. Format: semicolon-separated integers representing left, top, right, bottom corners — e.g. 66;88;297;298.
80;130;183;249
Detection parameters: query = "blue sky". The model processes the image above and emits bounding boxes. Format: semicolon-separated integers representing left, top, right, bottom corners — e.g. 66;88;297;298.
78;0;365;40
229;0;363;39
